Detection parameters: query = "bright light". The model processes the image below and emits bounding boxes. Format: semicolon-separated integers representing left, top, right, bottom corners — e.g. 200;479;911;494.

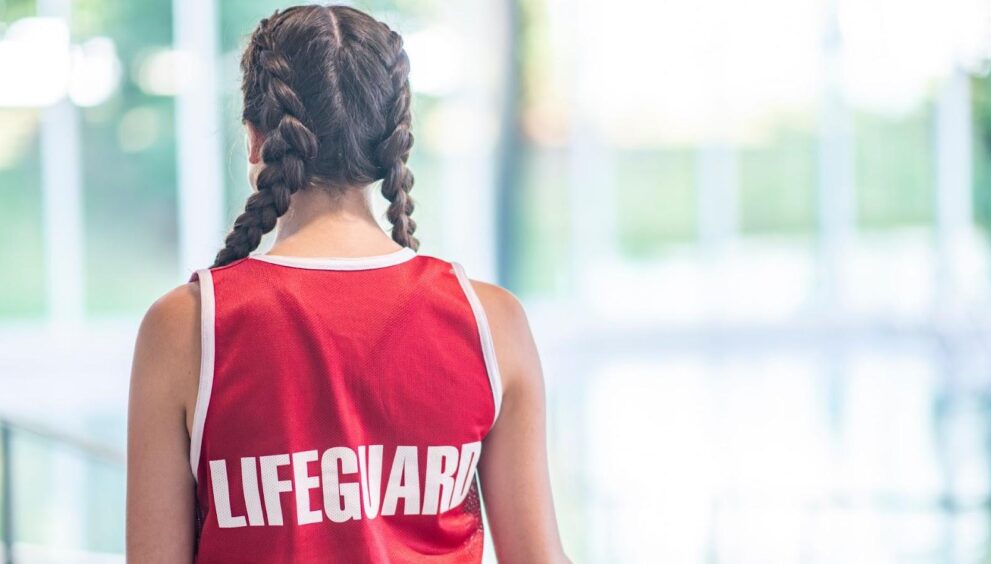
0;17;71;107
576;0;822;146
404;26;464;96
837;0;991;113
68;37;122;107
0;18;121;108
568;0;991;145
136;48;198;96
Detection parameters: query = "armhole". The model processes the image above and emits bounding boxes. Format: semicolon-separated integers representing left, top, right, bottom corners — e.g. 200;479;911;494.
189;268;216;482
451;262;503;430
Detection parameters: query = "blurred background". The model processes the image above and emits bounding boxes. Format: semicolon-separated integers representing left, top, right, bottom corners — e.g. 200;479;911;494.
2;0;991;562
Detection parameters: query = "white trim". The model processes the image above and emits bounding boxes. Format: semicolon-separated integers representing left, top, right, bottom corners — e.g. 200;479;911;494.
189;268;216;481
248;247;417;270
451;262;503;429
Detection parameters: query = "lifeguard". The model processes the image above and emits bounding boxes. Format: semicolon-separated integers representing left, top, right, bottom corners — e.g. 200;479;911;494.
207;441;483;528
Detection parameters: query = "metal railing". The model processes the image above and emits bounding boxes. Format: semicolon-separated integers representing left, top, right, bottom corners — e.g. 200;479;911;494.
0;417;125;564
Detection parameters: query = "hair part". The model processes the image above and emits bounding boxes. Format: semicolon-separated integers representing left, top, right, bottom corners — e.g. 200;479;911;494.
213;4;417;268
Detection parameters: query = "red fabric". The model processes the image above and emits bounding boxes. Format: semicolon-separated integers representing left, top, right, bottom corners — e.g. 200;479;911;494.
192;255;495;563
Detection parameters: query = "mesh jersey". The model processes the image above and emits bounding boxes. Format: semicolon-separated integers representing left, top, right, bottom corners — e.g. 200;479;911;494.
187;248;502;564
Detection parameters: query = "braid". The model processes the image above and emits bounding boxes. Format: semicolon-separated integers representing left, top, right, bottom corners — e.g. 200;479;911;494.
217;6;422;265
213;12;318;267
375;28;418;251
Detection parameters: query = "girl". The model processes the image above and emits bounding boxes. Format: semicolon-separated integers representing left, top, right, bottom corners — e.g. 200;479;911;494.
126;5;569;563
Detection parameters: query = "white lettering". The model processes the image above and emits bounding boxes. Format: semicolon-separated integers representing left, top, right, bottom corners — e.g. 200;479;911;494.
381;446;420;516
422;446;459;514
293;450;323;525
321;447;361;523
358;445;383;519
209;459;246;528
208;442;481;527
450;441;482;508
259;454;292;526
240;457;265;526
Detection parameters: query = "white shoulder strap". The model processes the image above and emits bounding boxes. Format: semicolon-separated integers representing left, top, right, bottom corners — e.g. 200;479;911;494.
450;262;504;430
189;268;216;481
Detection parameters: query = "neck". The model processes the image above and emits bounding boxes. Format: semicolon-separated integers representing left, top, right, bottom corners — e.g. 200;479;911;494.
268;185;403;257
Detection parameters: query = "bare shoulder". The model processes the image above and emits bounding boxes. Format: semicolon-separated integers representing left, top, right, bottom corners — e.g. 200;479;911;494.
468;281;566;562
131;281;202;425
127;281;202;560
468;280;528;331
137;281;201;356
467;279;541;396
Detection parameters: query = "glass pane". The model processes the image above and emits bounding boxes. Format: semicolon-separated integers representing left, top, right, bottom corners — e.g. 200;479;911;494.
78;2;178;314
0;109;44;317
615;148;696;255
972;74;991;233
739;123;817;233
855;105;934;228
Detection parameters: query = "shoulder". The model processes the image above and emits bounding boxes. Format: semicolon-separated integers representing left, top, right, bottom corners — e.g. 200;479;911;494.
466;278;541;398
138;281;201;346
469;279;528;332
131;281;202;416
436;256;533;363
426;256;543;396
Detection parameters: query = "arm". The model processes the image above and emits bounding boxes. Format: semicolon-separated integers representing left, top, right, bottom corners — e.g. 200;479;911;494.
473;281;570;564
126;282;201;563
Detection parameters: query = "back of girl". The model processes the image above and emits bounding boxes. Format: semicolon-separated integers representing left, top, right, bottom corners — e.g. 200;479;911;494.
126;4;569;564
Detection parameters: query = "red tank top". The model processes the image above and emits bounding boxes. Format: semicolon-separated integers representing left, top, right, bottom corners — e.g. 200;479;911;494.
187;248;502;563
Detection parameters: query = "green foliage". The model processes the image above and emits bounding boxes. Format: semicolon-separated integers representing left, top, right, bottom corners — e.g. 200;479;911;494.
739;124;817;234
854;105;934;228
73;0;178;314
972;74;991;233
0;0;35;24
615;148;697;255
0;111;44;317
72;0;172;52
516;147;571;295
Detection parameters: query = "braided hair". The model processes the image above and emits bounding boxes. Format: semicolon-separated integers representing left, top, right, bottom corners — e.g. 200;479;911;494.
213;5;417;267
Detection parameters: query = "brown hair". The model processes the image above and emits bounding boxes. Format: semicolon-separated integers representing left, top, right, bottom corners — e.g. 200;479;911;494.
213;4;416;267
